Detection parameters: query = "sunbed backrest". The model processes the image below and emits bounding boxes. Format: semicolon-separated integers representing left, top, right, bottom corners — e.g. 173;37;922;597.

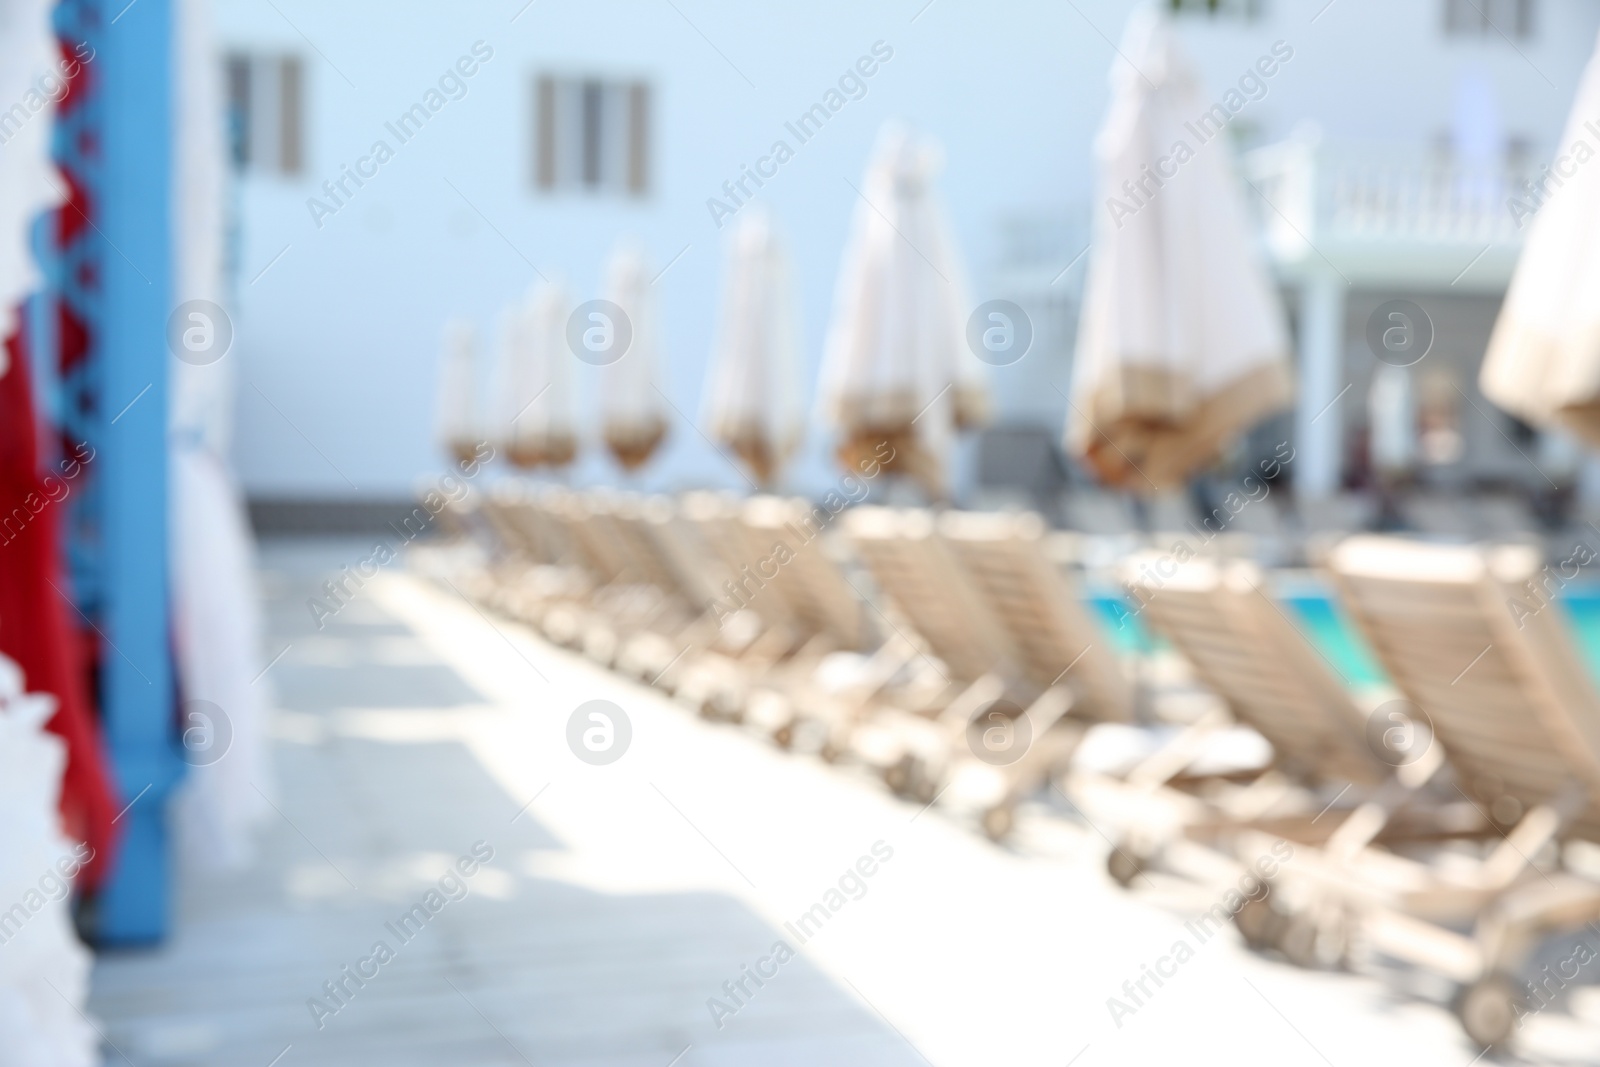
742;497;870;650
844;507;1017;686
681;491;802;630
1330;536;1600;830
938;510;1132;722
1129;553;1384;785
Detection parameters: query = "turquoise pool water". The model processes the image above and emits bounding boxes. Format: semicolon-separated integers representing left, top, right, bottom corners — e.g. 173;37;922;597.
1561;592;1600;676
1088;591;1384;685
1279;593;1388;689
1089;584;1600;693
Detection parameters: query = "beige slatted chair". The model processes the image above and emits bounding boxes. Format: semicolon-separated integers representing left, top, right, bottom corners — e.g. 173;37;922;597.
938;510;1133;725
479;488;539;562
740;497;871;652
1275;535;1600;1049
846;507;1015;685
1127;554;1387;789
1096;553;1450;906
728;498;920;748
844;507;1085;837
681;490;805;649
1331;537;1600;838
602;495;755;699
557;493;705;667
464;486;589;622
495;487;567;565
621;491;835;719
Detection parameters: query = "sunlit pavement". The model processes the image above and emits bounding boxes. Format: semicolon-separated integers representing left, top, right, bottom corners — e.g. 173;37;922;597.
86;538;1600;1067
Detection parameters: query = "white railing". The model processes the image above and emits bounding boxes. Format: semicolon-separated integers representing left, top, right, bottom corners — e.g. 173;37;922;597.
1243;135;1539;252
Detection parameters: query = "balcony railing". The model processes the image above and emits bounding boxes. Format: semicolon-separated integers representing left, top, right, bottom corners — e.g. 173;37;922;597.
1242;134;1538;284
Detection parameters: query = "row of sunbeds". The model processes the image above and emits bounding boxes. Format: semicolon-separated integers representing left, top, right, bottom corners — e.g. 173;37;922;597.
429;485;1600;1051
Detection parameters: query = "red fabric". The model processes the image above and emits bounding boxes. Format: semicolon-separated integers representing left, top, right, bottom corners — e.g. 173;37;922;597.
0;323;117;889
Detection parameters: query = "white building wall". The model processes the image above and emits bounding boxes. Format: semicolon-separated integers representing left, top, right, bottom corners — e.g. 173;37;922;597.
215;0;1600;501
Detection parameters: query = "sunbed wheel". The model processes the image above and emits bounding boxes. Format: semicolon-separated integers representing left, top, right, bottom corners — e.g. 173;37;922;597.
1456;974;1522;1051
981;804;1014;842
1276;913;1322;969
883;755;914;793
1106;846;1146;888
908;766;941;805
1233;895;1282;952
772;723;794;749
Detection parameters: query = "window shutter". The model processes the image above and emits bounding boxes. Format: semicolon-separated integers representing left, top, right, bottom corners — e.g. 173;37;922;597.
581;79;604;188
225;55;251;168
627;82;650;196
535;76;557;189
279;57;303;175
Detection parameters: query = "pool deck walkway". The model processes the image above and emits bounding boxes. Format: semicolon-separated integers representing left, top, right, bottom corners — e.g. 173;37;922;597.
86;538;1600;1066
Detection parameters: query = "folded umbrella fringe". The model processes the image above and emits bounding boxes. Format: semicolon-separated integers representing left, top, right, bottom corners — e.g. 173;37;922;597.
1067;8;1292;492
499;279;579;470
507;437;579;469
1481;25;1600;447
703;210;804;486
602;244;670;472
604;419;668;473
834;429;943;496
1079;361;1293;490
436;318;486;465
711;422;782;486
818;120;989;501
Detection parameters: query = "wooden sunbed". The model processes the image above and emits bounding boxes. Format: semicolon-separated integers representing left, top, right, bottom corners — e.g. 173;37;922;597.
842;506;1088;837
1125;553;1388;789
937;510;1132;724
1301;536;1600;1048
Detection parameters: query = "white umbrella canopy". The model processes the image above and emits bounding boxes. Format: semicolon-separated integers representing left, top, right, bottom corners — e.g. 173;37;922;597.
435;318;484;465
818;121;987;500
169;0;274;876
1067;8;1291;492
601;244;669;472
702;209;803;486
0;0;65;368
1481;25;1600;448
497;280;577;469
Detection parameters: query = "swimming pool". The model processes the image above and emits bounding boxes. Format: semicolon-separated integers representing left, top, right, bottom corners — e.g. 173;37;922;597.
1088;583;1600;693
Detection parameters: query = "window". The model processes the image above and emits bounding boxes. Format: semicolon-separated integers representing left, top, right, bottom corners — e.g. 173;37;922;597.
225;53;304;175
533;75;650;197
1168;0;1263;18
1444;0;1534;39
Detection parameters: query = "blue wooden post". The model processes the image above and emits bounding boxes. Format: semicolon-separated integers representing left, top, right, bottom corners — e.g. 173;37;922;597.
93;0;179;945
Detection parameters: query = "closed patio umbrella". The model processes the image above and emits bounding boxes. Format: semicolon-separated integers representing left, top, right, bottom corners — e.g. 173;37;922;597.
1067;8;1292;492
436;318;483;465
169;0;273;874
1480;25;1600;448
601;245;669;472
818;121;987;500
498;280;577;469
703;210;803;486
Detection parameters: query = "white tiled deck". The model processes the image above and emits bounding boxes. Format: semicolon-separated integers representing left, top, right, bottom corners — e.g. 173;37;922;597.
86;538;1600;1066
